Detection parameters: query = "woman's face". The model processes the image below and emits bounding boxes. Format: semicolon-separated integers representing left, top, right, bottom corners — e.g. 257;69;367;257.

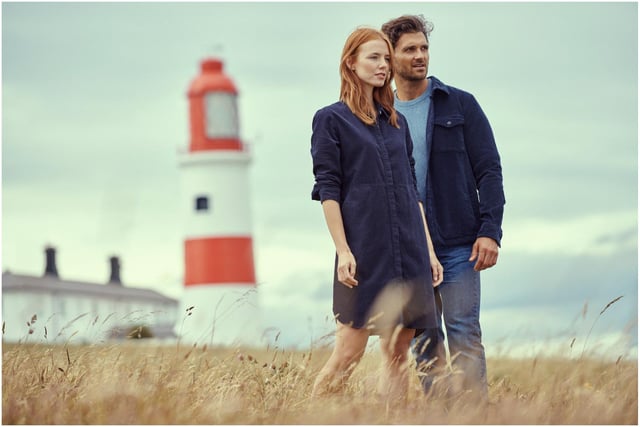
350;39;390;90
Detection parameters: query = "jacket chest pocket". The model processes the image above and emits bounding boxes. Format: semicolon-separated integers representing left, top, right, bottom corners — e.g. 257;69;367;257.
432;115;465;152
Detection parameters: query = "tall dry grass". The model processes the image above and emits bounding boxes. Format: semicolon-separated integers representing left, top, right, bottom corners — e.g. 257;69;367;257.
2;340;637;424
3;296;637;424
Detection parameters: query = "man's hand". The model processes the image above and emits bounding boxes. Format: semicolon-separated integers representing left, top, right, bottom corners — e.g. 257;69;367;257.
469;237;499;271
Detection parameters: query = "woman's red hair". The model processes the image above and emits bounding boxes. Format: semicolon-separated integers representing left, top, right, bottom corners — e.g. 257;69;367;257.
339;27;399;128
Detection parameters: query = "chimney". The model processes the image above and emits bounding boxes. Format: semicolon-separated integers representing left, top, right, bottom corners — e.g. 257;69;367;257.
108;256;122;285
44;246;58;277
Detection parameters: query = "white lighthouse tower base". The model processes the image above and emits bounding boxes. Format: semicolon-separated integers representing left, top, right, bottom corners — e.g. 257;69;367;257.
179;285;261;346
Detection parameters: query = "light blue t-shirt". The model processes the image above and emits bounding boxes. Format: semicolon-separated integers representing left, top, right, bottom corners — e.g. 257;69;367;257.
394;78;433;203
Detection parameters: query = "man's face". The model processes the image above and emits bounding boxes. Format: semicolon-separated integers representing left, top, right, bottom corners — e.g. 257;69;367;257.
393;31;429;82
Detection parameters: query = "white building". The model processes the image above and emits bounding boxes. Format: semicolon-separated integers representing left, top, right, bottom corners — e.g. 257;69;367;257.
2;246;178;343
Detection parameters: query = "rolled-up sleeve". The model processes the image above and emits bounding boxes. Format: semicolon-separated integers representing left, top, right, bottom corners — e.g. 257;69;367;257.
310;109;342;202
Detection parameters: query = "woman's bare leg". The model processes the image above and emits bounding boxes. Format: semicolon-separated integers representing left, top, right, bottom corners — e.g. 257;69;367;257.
378;326;415;400
312;321;370;396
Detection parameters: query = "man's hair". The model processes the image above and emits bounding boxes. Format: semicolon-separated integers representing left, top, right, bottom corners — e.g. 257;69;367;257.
381;14;434;48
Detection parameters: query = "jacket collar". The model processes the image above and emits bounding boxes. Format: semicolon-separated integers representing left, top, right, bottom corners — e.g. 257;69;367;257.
428;76;450;95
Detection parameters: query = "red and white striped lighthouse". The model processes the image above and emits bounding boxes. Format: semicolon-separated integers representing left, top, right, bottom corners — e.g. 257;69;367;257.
178;57;260;345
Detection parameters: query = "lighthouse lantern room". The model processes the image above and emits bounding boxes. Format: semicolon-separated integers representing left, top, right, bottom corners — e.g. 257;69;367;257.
178;58;260;346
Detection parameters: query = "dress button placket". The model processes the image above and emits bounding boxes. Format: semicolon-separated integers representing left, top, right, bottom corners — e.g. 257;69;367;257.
374;119;402;277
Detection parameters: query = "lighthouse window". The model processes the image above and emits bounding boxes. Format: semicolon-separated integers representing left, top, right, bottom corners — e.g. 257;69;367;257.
195;196;209;212
205;92;239;138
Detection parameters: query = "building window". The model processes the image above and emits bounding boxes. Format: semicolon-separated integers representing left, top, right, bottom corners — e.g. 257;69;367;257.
205;92;239;138
195;196;209;212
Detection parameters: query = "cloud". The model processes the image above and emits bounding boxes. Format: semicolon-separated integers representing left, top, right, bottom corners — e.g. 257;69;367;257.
503;211;637;256
482;296;637;360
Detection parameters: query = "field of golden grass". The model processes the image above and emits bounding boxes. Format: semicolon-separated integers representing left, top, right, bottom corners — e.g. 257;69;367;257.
2;339;637;424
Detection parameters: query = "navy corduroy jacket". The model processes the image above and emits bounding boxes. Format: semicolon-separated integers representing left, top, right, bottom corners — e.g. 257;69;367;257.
421;76;505;249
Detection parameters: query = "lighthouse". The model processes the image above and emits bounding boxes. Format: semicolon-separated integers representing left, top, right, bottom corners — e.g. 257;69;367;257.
178;58;260;346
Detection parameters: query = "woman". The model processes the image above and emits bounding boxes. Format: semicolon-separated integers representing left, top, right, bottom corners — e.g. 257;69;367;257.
310;27;443;399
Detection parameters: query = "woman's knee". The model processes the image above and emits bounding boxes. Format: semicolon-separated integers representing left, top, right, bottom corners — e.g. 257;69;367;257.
334;343;365;366
381;328;413;364
334;323;368;366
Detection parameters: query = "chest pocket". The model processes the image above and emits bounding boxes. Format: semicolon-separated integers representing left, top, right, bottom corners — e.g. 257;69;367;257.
432;115;465;152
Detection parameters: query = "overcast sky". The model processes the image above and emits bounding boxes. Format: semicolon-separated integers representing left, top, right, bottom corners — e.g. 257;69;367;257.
2;2;637;357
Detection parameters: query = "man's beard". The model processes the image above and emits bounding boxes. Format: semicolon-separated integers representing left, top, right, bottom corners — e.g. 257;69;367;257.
397;67;427;82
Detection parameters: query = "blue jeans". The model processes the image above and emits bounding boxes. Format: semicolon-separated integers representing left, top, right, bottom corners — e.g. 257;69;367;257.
412;244;488;400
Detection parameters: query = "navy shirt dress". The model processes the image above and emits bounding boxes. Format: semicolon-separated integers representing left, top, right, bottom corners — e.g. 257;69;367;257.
311;101;438;333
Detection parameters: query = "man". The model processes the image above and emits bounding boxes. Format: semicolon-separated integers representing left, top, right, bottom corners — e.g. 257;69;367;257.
382;15;505;402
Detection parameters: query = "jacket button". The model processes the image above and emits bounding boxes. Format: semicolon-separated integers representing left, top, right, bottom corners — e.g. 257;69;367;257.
446;121;452;126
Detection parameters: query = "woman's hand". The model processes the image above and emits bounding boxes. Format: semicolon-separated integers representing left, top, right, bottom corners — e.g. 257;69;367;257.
417;201;443;287
430;254;444;287
319;200;358;289
337;250;358;288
